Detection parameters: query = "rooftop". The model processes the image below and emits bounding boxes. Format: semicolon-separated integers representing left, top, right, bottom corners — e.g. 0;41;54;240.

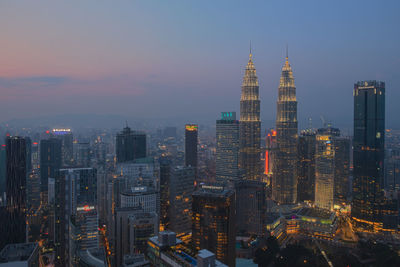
0;243;38;263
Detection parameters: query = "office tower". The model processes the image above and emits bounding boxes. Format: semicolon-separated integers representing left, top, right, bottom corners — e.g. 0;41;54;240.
265;129;277;177
116;125;147;163
192;186;235;267
216;112;240;182
75;142;90;167
234;179;266;235
25;137;32;174
159;157;171;231
54;168;98;266
239;51;261;181
5;136;27;247
273;53;298;204
352;81;397;231
315;130;336;210
334;137;350;205
169;166;195;234
114;207;158;266
297;130;316;202
185;124;198;170
31;141;39;170
40;138;62;204
52;128;73;165
116;157;159;189
27;170;40;212
0;144;6;205
120;186;157;213
385;149;400;193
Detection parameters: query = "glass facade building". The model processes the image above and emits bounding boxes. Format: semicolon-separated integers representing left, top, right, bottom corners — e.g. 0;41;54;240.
116;126;146;163
351;81;397;231
239;52;261;182
192;186;236;267
273;55;298;204
216;112;240;182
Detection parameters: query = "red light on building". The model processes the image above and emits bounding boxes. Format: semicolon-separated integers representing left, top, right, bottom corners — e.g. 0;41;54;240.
33;142;38;145
45;130;50;134
264;151;269;175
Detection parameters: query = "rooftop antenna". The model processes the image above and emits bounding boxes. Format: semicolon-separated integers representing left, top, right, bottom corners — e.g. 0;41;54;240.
286;43;289;60
249;40;252;59
125;120;128;128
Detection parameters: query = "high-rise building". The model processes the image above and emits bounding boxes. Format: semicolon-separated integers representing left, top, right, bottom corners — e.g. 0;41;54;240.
185;124;198;171
273;53;298;204
192;185;235;267
4;136;27;247
352;81;397;231
114;206;158;266
116;126;146;163
0;144;6;205
169;166;195;234
234;179;266;236
334;137;350;205
239;51;261;181
54;168;98;266
40;138;62;204
52;128;73;166
74;142;91;167
315;130;336;210
297;130;316;202
216;112;240;182
159;157;171;231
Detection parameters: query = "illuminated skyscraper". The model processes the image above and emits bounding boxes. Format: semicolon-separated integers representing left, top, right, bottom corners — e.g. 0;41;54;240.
239;51;261;181
192;186;236;267
352;81;397;230
315;130;336;211
273;53;298;204
216;112;240;182
185;124;198;170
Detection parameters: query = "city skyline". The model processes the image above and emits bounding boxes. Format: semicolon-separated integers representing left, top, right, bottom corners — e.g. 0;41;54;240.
0;1;400;129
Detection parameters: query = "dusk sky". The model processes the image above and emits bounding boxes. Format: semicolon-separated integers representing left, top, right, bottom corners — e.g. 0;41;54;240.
1;0;399;129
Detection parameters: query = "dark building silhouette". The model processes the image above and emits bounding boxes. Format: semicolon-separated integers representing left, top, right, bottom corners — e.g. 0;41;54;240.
234;179;266;236
334;137;350;205
185;124;198;171
192;186;236;267
297;130;316;202
0;144;6;204
5;136;27;248
116;126;146;163
159;157;171;231
169;166;195;234
239;52;261;182
54;168;98;266
352;81;397;231
273;53;298;204
40;138;62;204
52;129;73;166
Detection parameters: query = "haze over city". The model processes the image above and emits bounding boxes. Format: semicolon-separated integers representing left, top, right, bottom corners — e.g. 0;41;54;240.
1;0;399;129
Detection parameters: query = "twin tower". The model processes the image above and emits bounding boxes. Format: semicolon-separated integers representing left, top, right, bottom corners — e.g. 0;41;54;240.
239;50;298;204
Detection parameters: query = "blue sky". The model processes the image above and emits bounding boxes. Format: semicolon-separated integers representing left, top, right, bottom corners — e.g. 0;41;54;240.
0;0;399;129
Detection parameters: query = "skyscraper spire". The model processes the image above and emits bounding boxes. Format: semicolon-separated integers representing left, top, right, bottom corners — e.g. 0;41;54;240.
273;50;298;204
249;41;252;59
239;49;261;181
286;44;288;60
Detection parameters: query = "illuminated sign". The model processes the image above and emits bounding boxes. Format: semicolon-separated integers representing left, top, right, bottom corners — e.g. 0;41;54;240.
77;205;95;212
221;112;236;120
202;185;223;191
52;128;72;135
185;124;198;131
